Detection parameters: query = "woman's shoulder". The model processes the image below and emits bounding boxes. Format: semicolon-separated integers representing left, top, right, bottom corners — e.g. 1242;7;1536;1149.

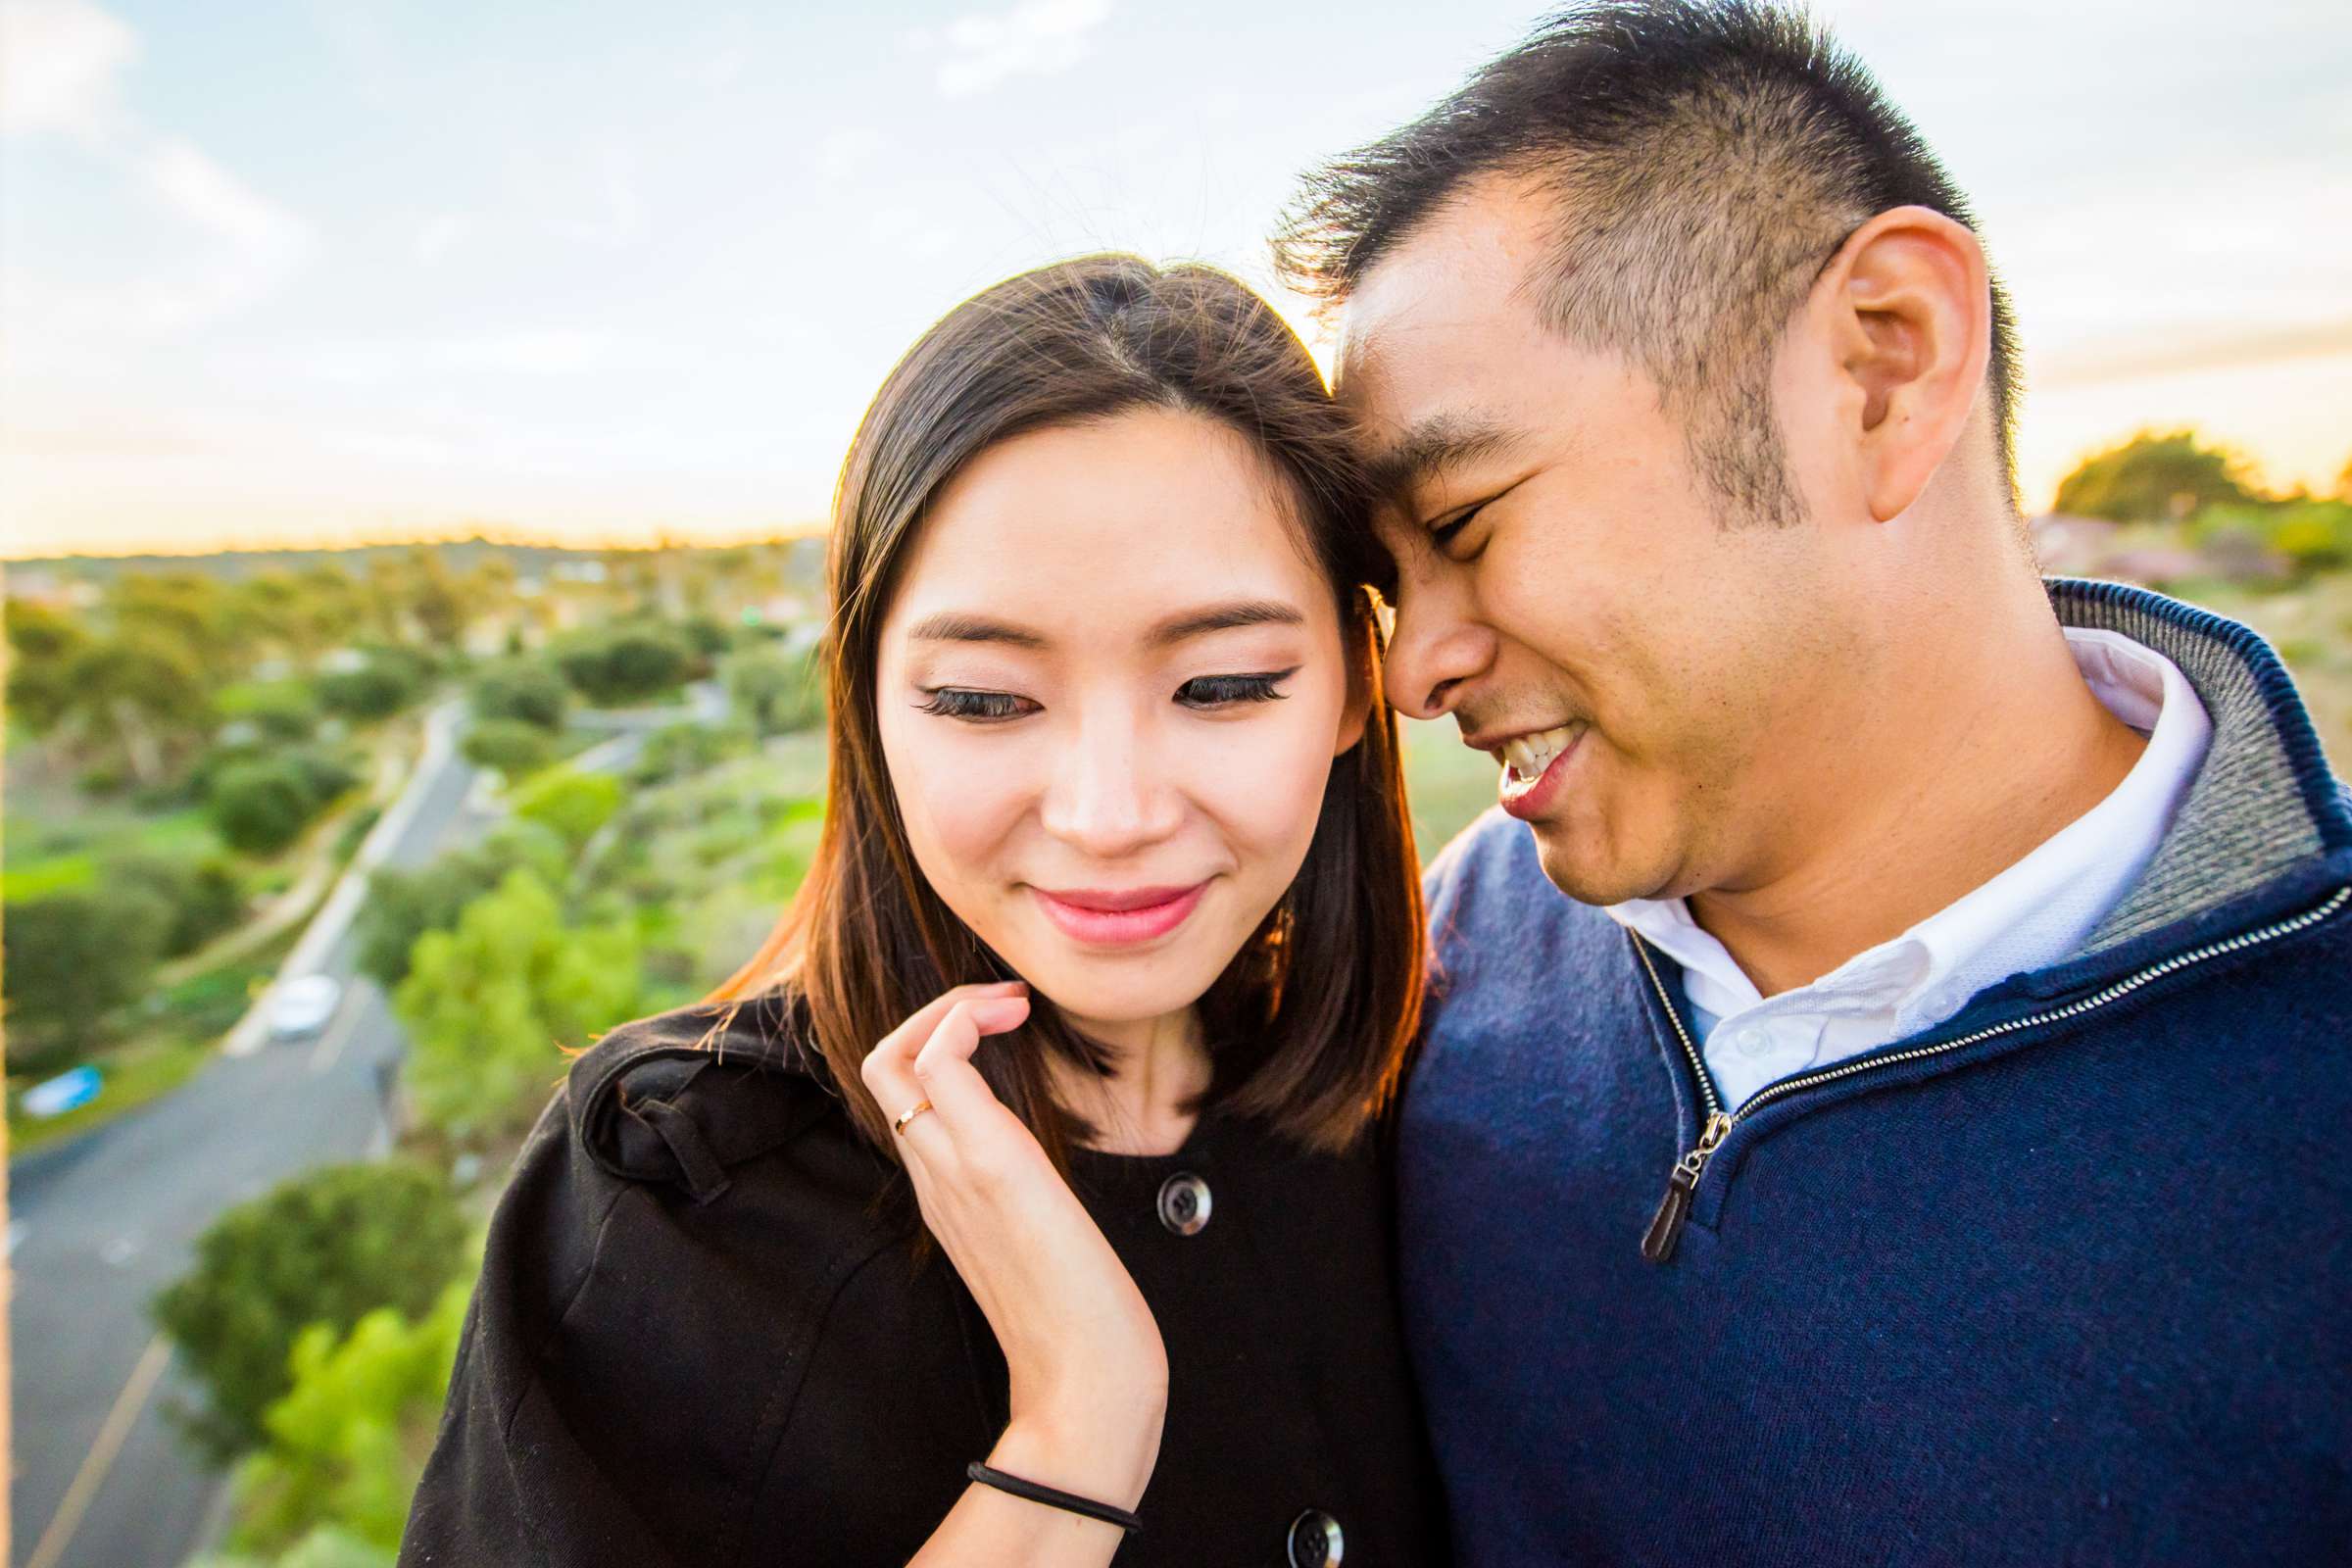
488;992;905;1288
560;991;854;1199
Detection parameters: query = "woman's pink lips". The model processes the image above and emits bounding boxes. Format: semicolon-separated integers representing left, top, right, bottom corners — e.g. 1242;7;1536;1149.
1029;882;1209;947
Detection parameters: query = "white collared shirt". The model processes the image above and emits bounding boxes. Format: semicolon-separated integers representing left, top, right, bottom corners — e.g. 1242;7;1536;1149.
1604;628;2213;1111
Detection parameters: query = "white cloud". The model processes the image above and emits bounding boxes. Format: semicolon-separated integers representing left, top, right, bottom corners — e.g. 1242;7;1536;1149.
0;0;137;140
907;0;1110;99
413;212;466;266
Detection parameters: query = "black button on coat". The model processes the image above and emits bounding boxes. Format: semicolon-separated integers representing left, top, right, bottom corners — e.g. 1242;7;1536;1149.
397;998;1446;1566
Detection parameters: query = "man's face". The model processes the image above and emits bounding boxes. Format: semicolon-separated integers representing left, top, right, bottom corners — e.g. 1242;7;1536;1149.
1337;177;1851;906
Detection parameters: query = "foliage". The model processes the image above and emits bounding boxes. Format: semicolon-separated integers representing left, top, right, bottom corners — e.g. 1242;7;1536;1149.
392;866;642;1144
353;819;570;990
150;1161;469;1463
2190;498;2352;575
552;620;693;706
222;1278;471;1557
459;717;559;778
2054;428;2264;523
206;749;362;855
4;598;93;734
0;883;173;1069
103;849;251;956
58;629;215;787
627;718;757;787
509;765;622;851
721;643;825;735
216;682;324;744
468;659;570;731
318;663;418;722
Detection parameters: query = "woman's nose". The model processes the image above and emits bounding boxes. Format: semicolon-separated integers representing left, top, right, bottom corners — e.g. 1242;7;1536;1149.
1037;720;1183;859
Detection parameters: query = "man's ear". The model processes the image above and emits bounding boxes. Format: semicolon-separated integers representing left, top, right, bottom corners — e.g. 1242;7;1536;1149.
1810;204;1991;522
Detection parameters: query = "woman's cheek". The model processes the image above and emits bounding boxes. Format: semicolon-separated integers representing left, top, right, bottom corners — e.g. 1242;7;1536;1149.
881;718;1031;909
1193;698;1343;872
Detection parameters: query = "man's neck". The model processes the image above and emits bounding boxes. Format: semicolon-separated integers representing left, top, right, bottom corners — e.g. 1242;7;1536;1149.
1688;595;2150;1000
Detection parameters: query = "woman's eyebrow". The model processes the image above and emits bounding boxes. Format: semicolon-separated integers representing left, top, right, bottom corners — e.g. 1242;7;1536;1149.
905;612;1050;649
905;600;1303;652
1147;599;1304;648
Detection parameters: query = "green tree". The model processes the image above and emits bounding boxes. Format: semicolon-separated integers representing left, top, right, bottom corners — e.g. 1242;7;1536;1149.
221;1278;471;1557
393;867;642;1143
353;820;570;990
2053;428;2265;522
207;758;329;855
318;663;416;722
0;884;173;1070
552;621;692;706
150;1162;468;1463
469;659;570;731
721;644;824;735
4;598;93;735
509;766;621;852
60;630;213;787
459;717;559;778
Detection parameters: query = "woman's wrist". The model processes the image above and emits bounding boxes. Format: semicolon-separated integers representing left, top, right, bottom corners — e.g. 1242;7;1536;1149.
989;1403;1163;1514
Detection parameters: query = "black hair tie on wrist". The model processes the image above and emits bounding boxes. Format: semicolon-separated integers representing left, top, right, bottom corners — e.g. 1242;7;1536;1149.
965;1461;1145;1534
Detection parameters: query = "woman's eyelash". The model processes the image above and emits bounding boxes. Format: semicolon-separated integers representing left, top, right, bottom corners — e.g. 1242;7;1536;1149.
1177;668;1298;708
915;688;1034;721
1429;502;1486;549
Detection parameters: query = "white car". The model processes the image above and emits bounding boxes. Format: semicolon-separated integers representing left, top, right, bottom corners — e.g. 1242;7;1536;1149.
268;974;344;1041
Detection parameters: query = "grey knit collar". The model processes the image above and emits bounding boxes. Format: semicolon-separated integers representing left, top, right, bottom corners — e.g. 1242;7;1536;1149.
2054;579;2345;954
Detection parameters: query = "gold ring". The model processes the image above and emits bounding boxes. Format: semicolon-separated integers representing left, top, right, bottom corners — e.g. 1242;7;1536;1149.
892;1100;934;1135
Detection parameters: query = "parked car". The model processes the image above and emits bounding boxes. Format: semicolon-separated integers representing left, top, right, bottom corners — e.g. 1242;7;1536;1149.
268;974;344;1041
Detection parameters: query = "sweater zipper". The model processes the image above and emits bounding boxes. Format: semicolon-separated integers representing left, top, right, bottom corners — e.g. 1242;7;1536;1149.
1635;883;2352;1264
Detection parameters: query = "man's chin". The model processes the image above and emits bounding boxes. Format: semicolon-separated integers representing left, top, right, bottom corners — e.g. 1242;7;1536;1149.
1529;820;1658;908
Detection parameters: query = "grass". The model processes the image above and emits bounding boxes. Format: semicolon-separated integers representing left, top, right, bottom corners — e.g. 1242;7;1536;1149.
8;1032;215;1155
6;922;305;1157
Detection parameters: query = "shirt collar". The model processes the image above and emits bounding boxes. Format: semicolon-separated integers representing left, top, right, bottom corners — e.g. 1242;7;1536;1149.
1604;626;2213;1037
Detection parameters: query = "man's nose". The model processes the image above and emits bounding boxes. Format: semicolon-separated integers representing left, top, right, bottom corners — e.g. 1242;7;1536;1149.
1038;714;1184;859
1383;579;1492;721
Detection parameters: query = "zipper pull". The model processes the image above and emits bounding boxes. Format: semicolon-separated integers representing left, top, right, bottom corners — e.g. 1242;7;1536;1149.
1642;1112;1731;1264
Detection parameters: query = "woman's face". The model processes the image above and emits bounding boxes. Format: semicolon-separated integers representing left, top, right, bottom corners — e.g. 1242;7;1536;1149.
874;406;1361;1039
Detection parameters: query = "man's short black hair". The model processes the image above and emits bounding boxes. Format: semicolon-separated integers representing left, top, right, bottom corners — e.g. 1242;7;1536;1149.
1274;0;2024;523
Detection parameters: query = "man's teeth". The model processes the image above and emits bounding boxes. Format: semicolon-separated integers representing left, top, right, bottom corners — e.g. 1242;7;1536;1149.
1497;722;1586;779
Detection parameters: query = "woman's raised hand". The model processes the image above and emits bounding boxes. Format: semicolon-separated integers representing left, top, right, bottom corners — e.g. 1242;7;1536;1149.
860;981;1168;1536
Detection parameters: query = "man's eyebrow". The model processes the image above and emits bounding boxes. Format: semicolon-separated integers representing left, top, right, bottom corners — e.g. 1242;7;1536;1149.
1147;599;1304;648
1361;415;1521;507
905;612;1050;649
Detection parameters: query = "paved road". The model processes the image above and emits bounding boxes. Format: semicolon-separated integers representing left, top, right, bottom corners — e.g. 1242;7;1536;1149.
9;705;518;1568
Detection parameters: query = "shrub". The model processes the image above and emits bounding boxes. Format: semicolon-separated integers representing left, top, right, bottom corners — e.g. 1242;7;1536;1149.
720;644;823;735
318;665;416;722
393;867;641;1145
217;683;324;744
510;766;622;852
460;718;559;778
222;1278;472;1556
1;884;174;1069
468;660;570;731
352;820;570;990
150;1162;469;1464
207;760;319;855
553;622;693;707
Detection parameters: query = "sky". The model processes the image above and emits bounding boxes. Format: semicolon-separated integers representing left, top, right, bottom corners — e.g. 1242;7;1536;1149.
3;0;2348;559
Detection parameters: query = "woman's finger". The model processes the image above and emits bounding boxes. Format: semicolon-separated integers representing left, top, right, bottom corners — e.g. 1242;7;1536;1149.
861;982;1023;1119
912;995;1030;1136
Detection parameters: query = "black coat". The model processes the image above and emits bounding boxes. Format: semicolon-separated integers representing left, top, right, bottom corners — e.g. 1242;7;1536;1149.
398;997;1446;1567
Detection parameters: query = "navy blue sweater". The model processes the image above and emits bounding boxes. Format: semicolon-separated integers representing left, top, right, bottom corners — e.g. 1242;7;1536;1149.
1400;582;2352;1566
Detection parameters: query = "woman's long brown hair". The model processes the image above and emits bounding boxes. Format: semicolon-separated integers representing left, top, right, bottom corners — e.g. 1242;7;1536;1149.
701;254;1423;1173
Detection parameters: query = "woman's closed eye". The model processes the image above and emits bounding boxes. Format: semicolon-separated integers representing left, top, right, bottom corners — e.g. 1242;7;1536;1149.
915;687;1039;722
1176;667;1298;709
